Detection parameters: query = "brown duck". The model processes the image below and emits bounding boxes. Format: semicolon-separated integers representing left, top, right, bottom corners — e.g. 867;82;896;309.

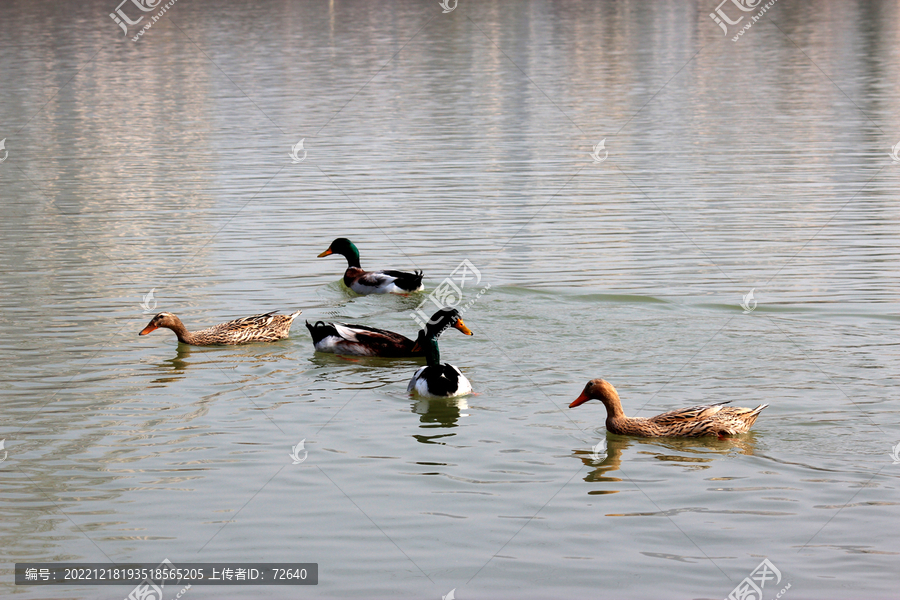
139;311;301;346
569;379;767;438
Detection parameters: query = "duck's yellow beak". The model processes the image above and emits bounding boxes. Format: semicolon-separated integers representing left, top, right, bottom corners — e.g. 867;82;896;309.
139;324;158;336
569;391;591;408
453;319;473;336
317;248;333;258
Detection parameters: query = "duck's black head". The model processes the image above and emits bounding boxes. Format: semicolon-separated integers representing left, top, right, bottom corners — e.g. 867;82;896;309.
318;238;361;268
411;308;473;364
422;307;473;340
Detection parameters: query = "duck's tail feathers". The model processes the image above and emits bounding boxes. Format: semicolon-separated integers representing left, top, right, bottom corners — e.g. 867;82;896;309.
305;320;337;344
386;269;424;292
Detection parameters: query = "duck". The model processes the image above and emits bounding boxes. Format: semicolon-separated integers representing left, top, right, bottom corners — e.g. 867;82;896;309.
306;308;455;357
569;378;767;437
407;308;474;398
139;310;301;346
317;237;424;294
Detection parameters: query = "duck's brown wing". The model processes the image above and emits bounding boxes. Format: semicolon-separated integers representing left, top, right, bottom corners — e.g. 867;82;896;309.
647;402;767;436
718;404;767;418
648;401;732;426
202;311;298;343
214;311;282;333
716;404;769;434
332;323;419;356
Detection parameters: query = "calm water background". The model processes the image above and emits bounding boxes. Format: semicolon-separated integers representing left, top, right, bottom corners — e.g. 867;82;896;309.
2;0;900;598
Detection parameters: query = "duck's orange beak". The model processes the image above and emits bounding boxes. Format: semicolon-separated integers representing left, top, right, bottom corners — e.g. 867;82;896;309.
569;391;591;408
317;248;333;258
453;319;473;335
139;324;158;336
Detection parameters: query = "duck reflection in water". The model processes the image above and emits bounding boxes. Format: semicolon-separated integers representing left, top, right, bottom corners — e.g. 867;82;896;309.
150;345;193;383
573;433;760;489
411;397;469;444
151;345;297;384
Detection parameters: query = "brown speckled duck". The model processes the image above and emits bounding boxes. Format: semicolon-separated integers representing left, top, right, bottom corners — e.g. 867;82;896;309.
139;311;301;346
569;378;767;438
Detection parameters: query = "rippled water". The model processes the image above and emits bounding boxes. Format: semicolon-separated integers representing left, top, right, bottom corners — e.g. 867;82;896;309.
2;0;900;598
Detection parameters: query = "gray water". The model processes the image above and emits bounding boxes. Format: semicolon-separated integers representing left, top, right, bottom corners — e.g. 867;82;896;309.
2;1;900;598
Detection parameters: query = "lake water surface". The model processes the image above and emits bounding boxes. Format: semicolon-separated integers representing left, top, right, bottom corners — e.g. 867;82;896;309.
2;1;900;598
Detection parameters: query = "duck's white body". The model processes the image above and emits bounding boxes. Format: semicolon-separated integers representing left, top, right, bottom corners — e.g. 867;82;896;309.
345;269;424;295
407;364;473;398
314;333;379;355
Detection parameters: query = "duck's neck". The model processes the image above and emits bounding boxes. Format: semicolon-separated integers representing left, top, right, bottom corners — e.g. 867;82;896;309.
340;243;362;269
166;318;195;345
602;395;627;424
422;337;441;367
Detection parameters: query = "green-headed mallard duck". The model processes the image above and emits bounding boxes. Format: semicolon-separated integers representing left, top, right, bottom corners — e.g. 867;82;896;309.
407;308;473;398
569;378;767;437
139;311;301;346
317;237;424;295
306;308;459;358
